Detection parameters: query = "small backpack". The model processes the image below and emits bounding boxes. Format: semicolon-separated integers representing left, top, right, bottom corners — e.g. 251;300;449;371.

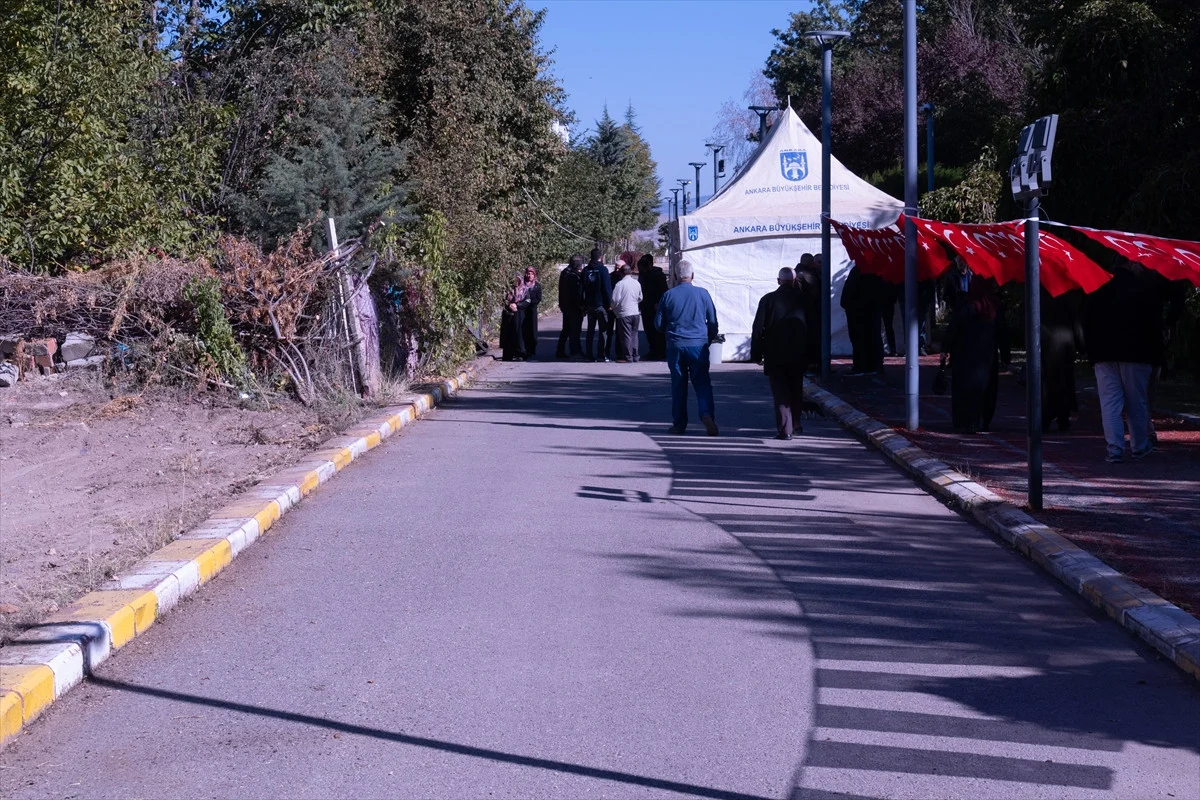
582;266;600;304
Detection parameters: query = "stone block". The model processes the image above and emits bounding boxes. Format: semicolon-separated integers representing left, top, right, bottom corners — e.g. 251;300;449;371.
60;332;95;362
65;355;106;370
28;338;56;358
0;361;17;388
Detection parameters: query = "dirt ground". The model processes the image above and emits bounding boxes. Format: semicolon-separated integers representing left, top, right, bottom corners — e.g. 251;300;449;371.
0;371;355;643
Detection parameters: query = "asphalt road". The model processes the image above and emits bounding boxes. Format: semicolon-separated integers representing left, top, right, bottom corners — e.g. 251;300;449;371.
3;329;1198;799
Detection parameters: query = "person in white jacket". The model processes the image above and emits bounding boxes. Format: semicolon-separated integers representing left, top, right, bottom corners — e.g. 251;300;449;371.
610;264;644;362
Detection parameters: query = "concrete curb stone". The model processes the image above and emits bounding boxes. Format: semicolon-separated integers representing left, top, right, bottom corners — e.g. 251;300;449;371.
0;362;485;748
804;380;1200;682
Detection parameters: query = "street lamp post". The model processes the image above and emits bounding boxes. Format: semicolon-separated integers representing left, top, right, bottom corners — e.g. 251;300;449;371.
670;187;681;221
705;143;725;196
678;179;691;215
748;105;778;144
689;162;706;206
920;103;935;193
803;29;850;383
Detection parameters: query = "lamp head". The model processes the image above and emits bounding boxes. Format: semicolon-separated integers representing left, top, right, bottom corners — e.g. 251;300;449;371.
919;103;934;114
802;30;850;46
689;161;706;169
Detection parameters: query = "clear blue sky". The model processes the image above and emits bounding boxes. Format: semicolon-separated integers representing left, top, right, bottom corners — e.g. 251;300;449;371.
531;0;809;206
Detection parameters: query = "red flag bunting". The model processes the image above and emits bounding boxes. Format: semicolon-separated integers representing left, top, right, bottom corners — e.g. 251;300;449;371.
904;217;1111;296
1065;226;1200;286
830;219;950;282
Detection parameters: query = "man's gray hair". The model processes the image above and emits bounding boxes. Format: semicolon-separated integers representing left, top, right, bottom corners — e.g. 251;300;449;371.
677;260;695;280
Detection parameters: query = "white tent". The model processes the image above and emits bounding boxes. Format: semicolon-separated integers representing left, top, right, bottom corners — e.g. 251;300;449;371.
672;107;903;360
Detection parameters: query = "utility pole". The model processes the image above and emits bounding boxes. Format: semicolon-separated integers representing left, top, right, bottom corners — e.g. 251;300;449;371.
678;179;690;215
705;143;725;196
689;162;706;207
903;3;919;431
748;105;777;144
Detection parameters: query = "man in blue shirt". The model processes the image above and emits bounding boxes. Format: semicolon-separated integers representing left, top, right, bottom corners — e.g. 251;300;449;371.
655;260;720;435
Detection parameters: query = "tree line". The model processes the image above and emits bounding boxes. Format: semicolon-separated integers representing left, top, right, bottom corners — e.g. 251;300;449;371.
763;0;1199;238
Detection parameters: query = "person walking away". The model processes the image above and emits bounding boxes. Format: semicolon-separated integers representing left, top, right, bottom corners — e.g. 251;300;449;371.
655;260;719;435
1041;287;1083;432
610;264;643;362
751;267;809;439
1081;257;1162;462
638;254;669;360
520;266;543;359
581;249;613;362
499;273;528;361
556;255;584;359
941;276;1000;433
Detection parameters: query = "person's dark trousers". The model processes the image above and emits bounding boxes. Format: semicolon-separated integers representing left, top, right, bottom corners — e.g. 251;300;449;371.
642;312;666;359
604;309;616;357
557;310;582;357
616;314;640;361
522;308;539;357
512;306;527;359
586;307;608;360
767;364;806;437
880;287;899;355
666;342;715;431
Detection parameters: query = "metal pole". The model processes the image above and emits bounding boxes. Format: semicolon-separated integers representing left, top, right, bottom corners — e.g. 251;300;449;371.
711;147;722;196
820;42;833;382
1026;198;1043;510
670;188;680;221
690;162;705;207
680;182;689;215
925;106;935;194
903;0;919;430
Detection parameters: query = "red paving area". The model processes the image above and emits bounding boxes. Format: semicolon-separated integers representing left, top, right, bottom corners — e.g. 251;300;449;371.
819;356;1200;617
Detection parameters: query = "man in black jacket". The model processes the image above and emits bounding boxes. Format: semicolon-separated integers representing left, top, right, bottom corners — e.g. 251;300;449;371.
638;254;669;360
1081;257;1162;462
751;267;809;439
580;248;613;362
556;256;584;359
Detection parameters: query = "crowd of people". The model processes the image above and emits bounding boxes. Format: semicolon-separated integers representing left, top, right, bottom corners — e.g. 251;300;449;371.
839;254;1186;462
500;248;1186;461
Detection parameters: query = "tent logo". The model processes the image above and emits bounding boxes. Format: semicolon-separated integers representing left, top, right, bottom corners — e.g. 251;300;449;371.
687;225;698;242
780;150;809;182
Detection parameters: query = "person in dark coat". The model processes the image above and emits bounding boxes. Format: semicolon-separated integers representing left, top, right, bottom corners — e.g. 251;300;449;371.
797;255;821;373
941;276;1000;433
499;273;528;361
556;255;584;359
879;279;901;356
638;254;668;360
751;267;809;439
580;248;613;362
520;266;543;359
1041;287;1083;432
840;264;884;374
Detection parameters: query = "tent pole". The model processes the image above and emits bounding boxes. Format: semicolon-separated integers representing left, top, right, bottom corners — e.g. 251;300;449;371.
903;0;919;430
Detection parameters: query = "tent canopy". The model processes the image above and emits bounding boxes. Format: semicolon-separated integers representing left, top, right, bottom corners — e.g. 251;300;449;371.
678;107;902;251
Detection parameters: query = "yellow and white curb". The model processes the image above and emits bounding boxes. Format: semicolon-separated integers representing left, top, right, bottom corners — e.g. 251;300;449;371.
805;380;1200;682
0;364;483;748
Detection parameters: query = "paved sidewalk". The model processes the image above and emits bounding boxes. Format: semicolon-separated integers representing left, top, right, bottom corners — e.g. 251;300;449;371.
819;356;1200;617
2;321;1198;798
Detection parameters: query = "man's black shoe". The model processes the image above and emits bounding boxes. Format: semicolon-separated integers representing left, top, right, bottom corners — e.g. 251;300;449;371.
775;432;793;440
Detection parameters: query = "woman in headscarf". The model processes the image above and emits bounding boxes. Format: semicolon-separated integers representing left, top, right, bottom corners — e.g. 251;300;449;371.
942;275;1000;433
500;273;528;361
520;266;543;359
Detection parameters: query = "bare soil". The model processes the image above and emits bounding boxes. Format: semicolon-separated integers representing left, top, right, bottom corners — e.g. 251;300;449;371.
0;371;352;643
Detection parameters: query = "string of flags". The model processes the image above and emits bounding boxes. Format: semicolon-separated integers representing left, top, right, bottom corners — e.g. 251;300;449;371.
830;216;1200;294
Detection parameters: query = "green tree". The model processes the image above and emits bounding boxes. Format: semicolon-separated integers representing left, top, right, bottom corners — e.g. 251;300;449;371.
0;0;219;270
232;48;409;245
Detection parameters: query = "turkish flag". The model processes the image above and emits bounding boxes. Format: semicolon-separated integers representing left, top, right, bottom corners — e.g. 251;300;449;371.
905;217;1111;296
1066;226;1200;286
831;219;950;282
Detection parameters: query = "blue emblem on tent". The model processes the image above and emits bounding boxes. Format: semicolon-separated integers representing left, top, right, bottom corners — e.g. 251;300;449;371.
780;150;809;182
687;225;698;242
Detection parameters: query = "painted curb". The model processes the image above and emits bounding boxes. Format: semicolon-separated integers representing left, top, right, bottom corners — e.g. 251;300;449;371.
804;380;1200;682
0;364;484;748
